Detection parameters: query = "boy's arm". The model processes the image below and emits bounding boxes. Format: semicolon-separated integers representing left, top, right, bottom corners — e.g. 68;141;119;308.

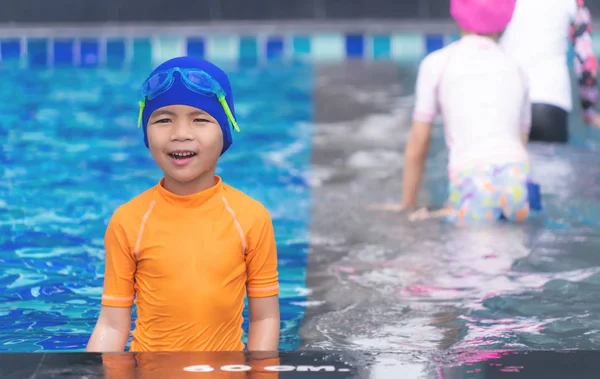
87;211;136;352
368;55;438;211
86;306;132;352
247;296;280;351
402;54;440;208
401;120;433;208
245;207;280;351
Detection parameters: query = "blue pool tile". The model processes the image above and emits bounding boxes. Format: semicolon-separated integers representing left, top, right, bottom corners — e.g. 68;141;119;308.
53;39;74;66
106;39;126;66
239;37;258;65
1;39;21;61
266;36;284;60
312;34;344;61
345;34;364;58
425;34;445;54
187;37;205;58
27;39;48;67
372;35;391;59
292;36;311;59
79;39;99;67
132;39;152;66
446;33;461;45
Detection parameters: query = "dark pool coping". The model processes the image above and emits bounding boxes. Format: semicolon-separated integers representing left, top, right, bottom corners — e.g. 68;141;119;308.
0;20;460;37
1;350;598;378
1;20;599;37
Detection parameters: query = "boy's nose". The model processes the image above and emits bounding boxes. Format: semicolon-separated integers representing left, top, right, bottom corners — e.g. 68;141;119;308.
170;122;194;141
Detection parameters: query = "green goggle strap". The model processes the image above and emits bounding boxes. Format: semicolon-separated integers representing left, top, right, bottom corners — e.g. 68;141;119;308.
137;100;145;128
218;95;240;132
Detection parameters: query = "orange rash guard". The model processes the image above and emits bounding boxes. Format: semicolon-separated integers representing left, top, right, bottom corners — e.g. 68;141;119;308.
100;176;279;351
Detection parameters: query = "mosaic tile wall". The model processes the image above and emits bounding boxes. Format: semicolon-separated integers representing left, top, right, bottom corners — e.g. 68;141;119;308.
0;31;595;67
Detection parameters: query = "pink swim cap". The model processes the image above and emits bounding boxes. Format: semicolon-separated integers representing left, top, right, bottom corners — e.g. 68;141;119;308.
450;0;517;34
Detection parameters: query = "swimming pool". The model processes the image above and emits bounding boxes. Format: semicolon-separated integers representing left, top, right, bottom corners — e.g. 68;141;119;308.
4;30;600;372
0;61;313;352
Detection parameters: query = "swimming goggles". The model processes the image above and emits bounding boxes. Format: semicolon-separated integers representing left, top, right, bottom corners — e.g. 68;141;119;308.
137;67;240;132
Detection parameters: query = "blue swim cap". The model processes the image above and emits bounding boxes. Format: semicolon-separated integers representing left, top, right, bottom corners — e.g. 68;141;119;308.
140;56;237;155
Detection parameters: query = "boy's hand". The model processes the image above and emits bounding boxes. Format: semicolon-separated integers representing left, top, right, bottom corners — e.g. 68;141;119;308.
367;203;421;213
408;207;453;221
408;207;431;221
366;203;406;212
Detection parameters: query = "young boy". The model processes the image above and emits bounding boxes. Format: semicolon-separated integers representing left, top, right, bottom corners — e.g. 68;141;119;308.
86;56;280;352
371;0;532;225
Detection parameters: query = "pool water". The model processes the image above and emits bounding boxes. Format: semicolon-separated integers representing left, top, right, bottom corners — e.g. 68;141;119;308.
0;63;313;351
5;54;600;365
302;61;600;355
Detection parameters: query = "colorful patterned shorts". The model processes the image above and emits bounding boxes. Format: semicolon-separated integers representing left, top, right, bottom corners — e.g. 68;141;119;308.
447;162;530;224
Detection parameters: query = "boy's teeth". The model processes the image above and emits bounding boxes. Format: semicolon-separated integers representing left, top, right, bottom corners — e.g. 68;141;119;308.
172;152;194;157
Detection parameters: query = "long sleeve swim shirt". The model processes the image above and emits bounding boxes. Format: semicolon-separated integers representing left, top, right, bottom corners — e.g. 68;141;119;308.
100;176;279;351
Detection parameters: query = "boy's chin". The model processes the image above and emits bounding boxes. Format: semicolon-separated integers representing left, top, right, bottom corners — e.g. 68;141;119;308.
166;170;213;184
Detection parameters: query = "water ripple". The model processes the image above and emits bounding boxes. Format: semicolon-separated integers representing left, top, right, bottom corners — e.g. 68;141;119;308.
0;64;313;352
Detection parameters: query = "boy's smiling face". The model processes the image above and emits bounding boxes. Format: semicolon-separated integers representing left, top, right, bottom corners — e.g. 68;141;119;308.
146;104;223;191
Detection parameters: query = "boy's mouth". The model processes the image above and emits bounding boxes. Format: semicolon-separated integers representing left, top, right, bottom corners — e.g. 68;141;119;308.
168;150;197;160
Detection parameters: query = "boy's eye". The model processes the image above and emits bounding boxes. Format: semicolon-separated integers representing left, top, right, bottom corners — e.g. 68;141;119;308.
194;118;211;123
154;118;171;124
